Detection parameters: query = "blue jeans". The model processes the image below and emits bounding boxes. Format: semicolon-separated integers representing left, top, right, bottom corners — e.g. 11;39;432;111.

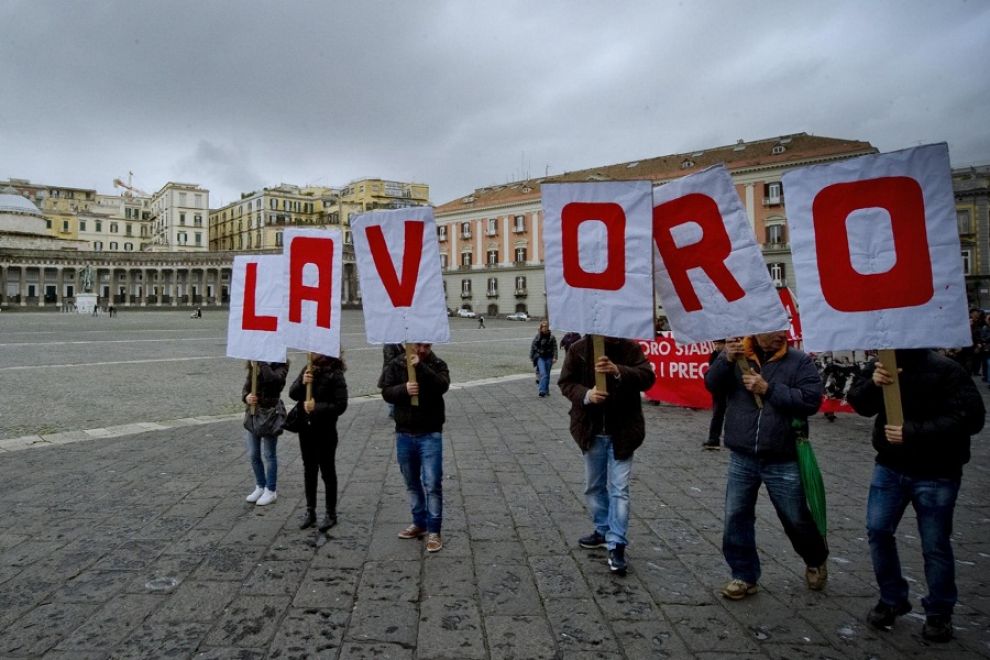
536;357;553;395
723;451;828;583
584;435;632;549
245;431;277;490
396;432;443;533
867;464;960;616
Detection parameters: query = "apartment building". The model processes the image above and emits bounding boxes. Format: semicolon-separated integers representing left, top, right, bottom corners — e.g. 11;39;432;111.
209;183;327;252
435;133;878;318
148;182;210;251
954;164;990;307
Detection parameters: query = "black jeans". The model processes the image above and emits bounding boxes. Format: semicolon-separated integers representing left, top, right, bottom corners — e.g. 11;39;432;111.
299;431;338;514
708;393;727;441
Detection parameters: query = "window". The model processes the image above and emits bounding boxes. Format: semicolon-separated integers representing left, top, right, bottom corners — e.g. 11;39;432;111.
765;223;786;245
461;279;471;295
45;219;52;229
345;231;352;244
515;276;527;293
461;252;473;267
79;220;86;231
487;278;498;296
515;247;527;263
771;144;786;155
180;213;186;226
195;233;202;246
110;222;118;233
124;242;133;251
487;218;498;236
461;222;472;239
246;233;252;248
437;225;447;241
487;249;499;265
768;262;786;286
513;215;525;232
764;182;783;206
94;240;103;250
62;220;69;232
958;209;973;234
440;253;448;269
194;214;202;227
126;223;133;236
95;221;102;232
110;241;118;250
962;249;973;275
179;192;187;206
178;232;188;245
275;232;283;247
195;193;202;208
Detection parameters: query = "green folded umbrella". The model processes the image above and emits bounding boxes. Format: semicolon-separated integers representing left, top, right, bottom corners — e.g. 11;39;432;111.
793;419;827;538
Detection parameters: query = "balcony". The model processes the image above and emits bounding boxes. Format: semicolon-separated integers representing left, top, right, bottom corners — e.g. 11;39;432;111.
763;194;785;207
486;291;498;298
460;291;472;299
514;288;527;297
461;231;472;239
762;242;789;252
486;228;497;236
513;225;525;233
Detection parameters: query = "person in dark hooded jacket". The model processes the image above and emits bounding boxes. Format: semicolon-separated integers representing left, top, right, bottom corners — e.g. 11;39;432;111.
847;348;985;642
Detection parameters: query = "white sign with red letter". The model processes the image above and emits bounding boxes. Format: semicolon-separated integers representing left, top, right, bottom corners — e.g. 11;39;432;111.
652;165;788;344
542;181;655;339
226;255;286;362
352;207;450;344
783;143;969;351
281;228;343;356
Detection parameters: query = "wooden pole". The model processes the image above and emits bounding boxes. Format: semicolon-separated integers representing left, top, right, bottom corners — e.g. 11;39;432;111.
592;334;607;393
305;353;314;405
733;355;763;409
250;361;258;415
877;349;904;426
406;344;420;406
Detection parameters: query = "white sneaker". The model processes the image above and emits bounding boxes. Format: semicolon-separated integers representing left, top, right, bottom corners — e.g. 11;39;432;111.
256;489;277;506
246;486;265;503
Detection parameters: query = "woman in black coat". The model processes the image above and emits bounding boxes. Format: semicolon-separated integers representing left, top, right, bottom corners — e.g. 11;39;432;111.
289;353;348;531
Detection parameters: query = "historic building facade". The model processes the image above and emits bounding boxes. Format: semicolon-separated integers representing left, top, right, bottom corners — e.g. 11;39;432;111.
148;182;210;251
955;164;990;308
434;133;878;318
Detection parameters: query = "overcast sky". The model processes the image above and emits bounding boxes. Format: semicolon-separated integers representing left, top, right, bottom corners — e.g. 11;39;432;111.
1;0;987;207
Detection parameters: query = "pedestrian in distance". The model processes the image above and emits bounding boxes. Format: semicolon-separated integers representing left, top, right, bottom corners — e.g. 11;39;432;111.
530;320;558;397
381;342;450;553
242;361;289;507
704;331;828;600
289;353;348;532
703;339;727;449
847;349;985;643
477;315;485;329
559;335;656;576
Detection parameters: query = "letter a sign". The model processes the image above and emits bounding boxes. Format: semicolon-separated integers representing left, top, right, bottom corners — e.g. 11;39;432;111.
352;206;450;344
542;181;655;339
783;143;970;351
282;227;343;356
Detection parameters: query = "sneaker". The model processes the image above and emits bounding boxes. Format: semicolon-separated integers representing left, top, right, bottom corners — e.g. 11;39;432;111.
255;489;277;506
578;531;608;549
608;545;627;576
426;533;443;552
246;486;265;503
398;524;426;539
702;438;721;450
922;614;953;643
805;563;828;591
721;578;758;600
866;600;912;629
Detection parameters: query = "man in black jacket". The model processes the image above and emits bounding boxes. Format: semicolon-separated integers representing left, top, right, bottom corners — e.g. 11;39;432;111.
704;331;827;600
848;349;985;642
559;336;656;576
381;343;451;553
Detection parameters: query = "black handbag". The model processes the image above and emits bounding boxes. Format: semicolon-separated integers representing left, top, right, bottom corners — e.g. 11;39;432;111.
243;399;287;437
281;401;305;434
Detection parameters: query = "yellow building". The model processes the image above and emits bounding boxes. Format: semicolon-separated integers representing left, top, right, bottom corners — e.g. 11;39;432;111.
209;183;329;252
330;178;430;243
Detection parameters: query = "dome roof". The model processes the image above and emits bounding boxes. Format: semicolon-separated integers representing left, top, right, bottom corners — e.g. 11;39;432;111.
0;189;43;216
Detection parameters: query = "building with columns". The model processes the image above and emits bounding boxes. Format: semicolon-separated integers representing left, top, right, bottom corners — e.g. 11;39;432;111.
434;133;878;318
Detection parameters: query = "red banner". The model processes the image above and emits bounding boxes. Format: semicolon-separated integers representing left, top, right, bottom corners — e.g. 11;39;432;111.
639;334;715;409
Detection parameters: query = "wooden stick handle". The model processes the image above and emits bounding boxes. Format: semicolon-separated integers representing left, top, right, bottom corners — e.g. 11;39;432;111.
406;344;419;406
305;353;314;404
733;355;763;409
593;334;607;393
250;361;258;415
877;349;904;426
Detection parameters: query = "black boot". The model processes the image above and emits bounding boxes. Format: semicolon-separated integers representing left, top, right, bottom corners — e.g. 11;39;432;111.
299;508;316;530
319;512;337;532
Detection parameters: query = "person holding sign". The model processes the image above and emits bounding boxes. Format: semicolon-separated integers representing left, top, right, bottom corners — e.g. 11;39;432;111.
381;343;451;553
242;361;289;506
704;331;828;599
558;335;656;576
847;349;985;643
288;354;349;532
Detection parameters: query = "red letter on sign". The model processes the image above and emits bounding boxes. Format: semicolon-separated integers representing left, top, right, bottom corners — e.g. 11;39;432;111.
366;221;424;307
289;237;334;329
813;176;933;312
561;202;625;290
652;193;745;312
242;261;277;331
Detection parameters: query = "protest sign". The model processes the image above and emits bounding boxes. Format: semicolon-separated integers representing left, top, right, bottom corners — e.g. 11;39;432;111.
352;206;450;344
653;165;788;344
639;333;715;408
226;254;286;362
281;228;343;357
542;181;655;339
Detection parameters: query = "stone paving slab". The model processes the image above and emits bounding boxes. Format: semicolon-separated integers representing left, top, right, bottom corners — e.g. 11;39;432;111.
0;375;989;658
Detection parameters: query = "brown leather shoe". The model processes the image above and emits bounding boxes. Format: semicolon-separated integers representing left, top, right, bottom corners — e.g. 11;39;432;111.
426;533;443;552
806;563;828;591
398;524;426;539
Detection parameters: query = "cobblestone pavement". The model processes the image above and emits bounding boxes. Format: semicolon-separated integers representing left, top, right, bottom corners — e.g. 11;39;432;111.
1;372;989;658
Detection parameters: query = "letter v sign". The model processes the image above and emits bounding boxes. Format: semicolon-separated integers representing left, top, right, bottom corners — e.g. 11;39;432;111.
366;221;425;307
